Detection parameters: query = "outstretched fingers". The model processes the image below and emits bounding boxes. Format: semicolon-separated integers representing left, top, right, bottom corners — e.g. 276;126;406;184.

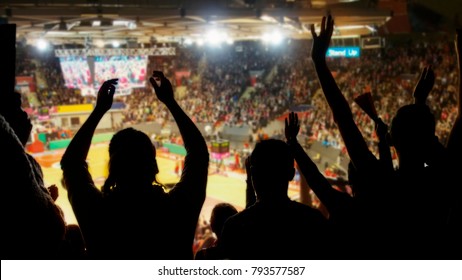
310;24;317;38
285;112;300;141
327;15;334;38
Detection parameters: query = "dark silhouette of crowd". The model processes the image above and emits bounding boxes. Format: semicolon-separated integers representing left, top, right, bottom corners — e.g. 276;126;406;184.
1;15;461;260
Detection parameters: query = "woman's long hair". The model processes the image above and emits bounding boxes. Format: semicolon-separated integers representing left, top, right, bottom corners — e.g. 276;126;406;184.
102;128;161;195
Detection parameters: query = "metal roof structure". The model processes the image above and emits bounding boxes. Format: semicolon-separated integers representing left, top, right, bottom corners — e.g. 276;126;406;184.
1;0;392;46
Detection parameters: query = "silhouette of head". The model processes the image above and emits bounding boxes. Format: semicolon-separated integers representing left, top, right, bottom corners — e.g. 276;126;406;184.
0;92;32;146
250;139;295;200
390;104;437;162
210;203;238;240
104;128;158;192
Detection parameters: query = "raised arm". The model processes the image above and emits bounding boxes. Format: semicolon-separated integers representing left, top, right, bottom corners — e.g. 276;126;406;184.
149;71;209;200
285;112;350;213
375;118;394;174
413;66;435;105
60;79;118;243
61;79;118;167
311;15;377;172
447;29;462;154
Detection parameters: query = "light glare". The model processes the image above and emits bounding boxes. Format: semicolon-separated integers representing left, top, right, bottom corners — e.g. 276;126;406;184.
36;39;48;51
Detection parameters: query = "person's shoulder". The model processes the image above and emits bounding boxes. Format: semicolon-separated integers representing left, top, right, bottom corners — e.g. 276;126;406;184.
223;206;256;227
288;201;326;220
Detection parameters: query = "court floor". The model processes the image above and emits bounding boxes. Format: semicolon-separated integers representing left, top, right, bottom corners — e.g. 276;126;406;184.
35;143;299;225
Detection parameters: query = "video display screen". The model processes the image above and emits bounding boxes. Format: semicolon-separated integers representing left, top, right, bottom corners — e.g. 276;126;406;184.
59;56;93;90
326;47;361;58
94;55;147;90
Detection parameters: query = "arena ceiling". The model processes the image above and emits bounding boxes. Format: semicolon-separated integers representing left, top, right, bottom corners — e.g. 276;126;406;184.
1;0;392;47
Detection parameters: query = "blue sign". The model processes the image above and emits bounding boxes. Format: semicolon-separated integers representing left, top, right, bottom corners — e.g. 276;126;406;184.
326;47;360;58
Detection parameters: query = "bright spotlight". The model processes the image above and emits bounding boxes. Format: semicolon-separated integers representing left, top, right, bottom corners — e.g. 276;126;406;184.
36;39;48;51
196;38;204;46
112;40;120;48
272;31;283;45
261;33;271;43
226;37;234;45
95;40;105;48
206;30;229;46
261;31;284;45
184;38;193;45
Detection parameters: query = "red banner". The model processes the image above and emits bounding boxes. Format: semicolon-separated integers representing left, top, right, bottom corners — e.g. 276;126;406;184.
15;76;36;93
175;70;191;86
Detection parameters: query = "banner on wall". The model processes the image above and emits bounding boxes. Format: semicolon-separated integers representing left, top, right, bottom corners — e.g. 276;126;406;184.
174;70;191;86
15;76;37;93
326;47;360;58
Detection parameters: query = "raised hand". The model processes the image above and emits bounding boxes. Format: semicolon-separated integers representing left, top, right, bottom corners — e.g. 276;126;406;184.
149;71;175;104
285;112;300;143
413;66;435;104
310;15;334;62
47;184;59;202
375;118;389;141
95;79;118;113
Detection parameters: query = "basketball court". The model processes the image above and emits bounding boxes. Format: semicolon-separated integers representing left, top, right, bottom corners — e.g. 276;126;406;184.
34;143;300;225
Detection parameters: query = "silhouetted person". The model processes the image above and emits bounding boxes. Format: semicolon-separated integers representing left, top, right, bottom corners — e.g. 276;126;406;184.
284;112;366;257
220;139;329;259
1;92;65;259
60;224;86;259
311;15;461;258
60;72;209;259
446;28;462;255
195;203;238;260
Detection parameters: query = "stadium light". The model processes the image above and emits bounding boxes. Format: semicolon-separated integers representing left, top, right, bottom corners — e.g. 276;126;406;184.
127;22;137;29
196;38;204;46
272;31;283;45
336;25;365;30
95;39;105;48
206;30;229;46
260;15;278;23
113;20;137;30
184;38;193;45
261;31;284;45
36;39;49;51
262;33;271;43
112;40;120;48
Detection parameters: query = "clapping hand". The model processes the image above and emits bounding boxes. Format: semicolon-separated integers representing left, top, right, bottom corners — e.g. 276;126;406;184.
149;71;175;104
95;79;118;113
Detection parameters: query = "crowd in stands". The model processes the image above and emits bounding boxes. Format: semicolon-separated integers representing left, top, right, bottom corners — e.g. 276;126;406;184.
3;15;460;260
15;34;459;162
